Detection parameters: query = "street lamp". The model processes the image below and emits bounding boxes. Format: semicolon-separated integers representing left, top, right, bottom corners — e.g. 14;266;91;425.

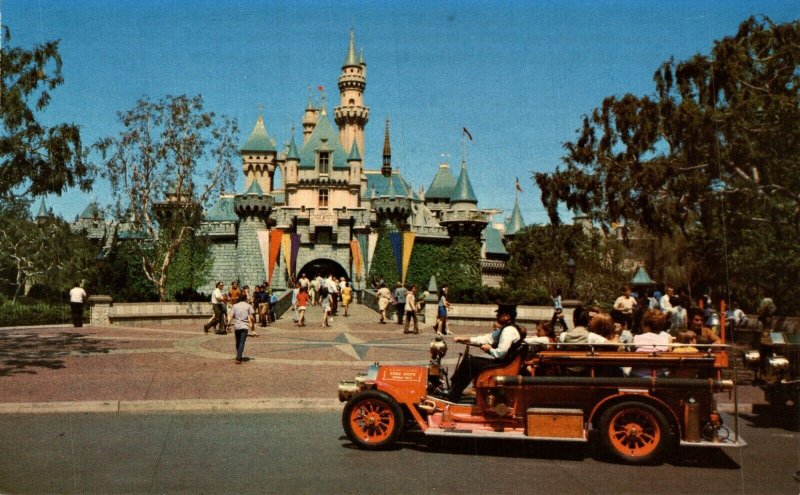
96;251;107;294
566;258;576;299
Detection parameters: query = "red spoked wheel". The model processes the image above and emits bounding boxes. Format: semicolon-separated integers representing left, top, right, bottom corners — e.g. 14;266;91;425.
343;390;404;450
598;401;671;464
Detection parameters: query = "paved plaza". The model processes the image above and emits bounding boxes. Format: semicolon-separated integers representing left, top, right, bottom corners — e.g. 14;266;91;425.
0;302;764;414
0;303;455;413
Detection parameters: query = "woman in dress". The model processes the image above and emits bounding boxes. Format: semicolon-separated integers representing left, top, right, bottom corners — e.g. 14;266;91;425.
341;281;353;317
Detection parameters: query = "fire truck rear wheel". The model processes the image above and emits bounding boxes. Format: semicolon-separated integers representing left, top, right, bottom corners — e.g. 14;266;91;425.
343;390;404;450
598;401;672;464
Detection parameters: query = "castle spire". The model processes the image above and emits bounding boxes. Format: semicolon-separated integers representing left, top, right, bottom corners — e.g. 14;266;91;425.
344;28;358;67
381;116;392;177
334;29;369;158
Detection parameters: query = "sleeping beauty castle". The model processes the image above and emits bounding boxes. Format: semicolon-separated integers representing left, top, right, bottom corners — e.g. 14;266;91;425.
70;30;527;293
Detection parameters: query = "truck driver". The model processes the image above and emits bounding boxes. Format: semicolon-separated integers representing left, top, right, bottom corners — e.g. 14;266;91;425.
448;303;522;402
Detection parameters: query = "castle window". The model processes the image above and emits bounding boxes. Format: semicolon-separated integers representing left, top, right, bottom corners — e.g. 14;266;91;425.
319;189;329;207
319;151;329;175
349;99;355;105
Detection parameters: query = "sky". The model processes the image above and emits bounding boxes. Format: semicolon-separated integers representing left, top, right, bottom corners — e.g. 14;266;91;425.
4;0;798;226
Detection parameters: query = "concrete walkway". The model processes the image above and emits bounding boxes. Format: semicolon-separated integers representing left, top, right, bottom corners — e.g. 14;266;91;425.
0;302;764;414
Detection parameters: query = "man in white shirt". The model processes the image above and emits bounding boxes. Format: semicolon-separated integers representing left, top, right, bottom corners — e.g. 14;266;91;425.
69;283;87;327
613;286;637;329
203;281;227;334
448;304;521;402
660;287;675;314
402;285;419;334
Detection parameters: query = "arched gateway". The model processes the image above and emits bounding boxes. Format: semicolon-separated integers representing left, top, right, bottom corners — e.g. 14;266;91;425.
297;259;348;281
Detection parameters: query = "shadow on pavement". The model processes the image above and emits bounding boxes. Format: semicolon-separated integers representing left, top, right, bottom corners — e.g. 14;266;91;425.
0;331;111;377
740;404;800;432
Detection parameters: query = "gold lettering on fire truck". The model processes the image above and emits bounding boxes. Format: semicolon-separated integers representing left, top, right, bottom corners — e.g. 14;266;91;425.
380;367;424;382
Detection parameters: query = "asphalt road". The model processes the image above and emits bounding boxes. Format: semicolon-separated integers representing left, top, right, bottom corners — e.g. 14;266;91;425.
0;408;798;495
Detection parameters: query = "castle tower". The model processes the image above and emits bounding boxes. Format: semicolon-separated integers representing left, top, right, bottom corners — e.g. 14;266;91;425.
347;138;362;191
381;116;391;177
241;115;277;194
301;94;319;145
284;132;300;200
504;195;526;238
440;159;487;236
334;29;369;158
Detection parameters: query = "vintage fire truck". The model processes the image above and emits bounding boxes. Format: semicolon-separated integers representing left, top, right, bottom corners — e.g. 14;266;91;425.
338;336;746;464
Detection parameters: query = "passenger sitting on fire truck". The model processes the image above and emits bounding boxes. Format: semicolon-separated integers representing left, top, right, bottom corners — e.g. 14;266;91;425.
448;303;522;402
689;308;721;346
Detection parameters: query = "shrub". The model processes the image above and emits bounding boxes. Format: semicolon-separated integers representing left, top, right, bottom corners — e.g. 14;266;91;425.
0;301;77;327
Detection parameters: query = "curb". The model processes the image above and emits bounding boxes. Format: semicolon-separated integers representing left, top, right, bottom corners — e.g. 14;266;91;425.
0;398;344;415
0;398;750;415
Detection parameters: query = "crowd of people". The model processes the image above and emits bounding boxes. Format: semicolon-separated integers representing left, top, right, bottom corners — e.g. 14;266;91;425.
203;274;359;363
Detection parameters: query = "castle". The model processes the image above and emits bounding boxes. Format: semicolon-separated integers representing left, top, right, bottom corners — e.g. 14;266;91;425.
68;31;527;293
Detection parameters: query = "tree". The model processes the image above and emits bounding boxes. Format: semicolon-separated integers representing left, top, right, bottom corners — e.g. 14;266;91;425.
0;27;93;199
0;197;98;303
534;17;800;313
504;224;627;305
96;95;238;302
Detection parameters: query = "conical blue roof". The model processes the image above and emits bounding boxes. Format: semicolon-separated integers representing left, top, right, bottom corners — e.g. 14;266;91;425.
36;197;48;218
79;202;101;220
245;180;264;195
286;135;300;160
450;161;478;204
347;139;361;161
504;197;525;235
631;266;656;285
343;29;359;67
241;116;276;153
297;112;347;170
426;163;456;200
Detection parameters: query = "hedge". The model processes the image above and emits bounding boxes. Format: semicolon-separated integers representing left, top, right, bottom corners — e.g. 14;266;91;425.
0;301;79;327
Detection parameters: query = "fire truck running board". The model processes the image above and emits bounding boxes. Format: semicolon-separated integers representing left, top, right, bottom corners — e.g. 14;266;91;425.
679;433;747;448
424;427;588;442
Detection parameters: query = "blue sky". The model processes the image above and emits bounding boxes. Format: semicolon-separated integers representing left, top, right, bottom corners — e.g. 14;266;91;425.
5;0;798;225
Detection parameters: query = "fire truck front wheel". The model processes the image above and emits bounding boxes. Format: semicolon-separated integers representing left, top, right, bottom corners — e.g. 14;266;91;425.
343;390;404;450
598;401;672;464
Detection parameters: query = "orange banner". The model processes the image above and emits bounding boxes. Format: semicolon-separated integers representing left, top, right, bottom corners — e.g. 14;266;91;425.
268;229;283;284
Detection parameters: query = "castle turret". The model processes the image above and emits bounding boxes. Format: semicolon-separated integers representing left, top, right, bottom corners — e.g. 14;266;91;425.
504;195;526;238
440;160;487;236
347;138;362;191
334;29;369;158
241;115;277;194
284;132;300;198
302;94;319;145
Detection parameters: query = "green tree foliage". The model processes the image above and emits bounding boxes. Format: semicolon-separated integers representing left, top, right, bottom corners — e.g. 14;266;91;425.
504;225;627;304
0;197;98;303
96;95;238;302
368;231;481;294
534;17;800;313
0;27;92;199
164;234;213;300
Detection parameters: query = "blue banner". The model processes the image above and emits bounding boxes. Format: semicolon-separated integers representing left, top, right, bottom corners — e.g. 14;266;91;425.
388;231;402;279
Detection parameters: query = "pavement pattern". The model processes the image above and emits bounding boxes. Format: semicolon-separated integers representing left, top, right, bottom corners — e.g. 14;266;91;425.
0;302;764;414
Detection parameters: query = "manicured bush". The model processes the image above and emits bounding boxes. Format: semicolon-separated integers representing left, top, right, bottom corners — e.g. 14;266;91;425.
0;301;78;327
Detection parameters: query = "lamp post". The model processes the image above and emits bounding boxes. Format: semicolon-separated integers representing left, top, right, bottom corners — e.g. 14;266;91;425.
566;258;576;299
95;251;107;295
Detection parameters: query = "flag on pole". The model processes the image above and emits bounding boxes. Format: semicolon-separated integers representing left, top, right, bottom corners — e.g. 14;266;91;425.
462;127;473;141
516;177;523;193
317;85;325;91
